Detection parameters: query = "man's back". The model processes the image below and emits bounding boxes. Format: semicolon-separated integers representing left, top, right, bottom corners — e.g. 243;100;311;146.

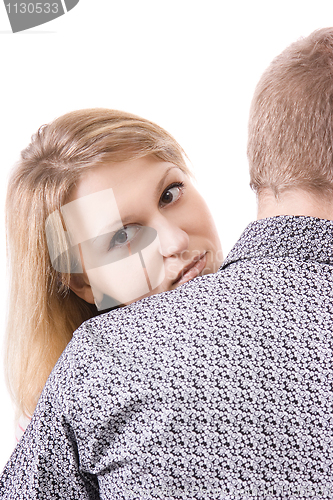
1;215;333;499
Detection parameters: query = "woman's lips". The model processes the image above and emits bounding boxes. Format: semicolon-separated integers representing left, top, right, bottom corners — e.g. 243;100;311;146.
172;253;207;287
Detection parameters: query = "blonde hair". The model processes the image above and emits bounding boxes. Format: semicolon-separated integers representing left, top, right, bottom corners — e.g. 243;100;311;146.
248;28;333;196
5;108;188;418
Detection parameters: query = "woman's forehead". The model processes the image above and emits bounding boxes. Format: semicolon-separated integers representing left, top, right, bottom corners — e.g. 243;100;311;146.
61;188;121;245
71;157;181;200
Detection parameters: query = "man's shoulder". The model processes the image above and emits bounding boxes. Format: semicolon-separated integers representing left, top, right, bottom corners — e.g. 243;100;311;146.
56;270;230;384
52;214;333;400
74;268;226;346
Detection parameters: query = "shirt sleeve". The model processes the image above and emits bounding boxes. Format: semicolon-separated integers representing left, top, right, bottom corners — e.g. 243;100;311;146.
0;398;99;500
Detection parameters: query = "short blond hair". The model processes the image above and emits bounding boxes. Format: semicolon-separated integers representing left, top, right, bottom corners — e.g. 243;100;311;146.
5;108;188;418
248;28;333;196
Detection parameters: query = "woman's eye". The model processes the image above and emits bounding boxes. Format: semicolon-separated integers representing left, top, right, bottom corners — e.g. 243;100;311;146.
160;182;184;207
109;225;141;250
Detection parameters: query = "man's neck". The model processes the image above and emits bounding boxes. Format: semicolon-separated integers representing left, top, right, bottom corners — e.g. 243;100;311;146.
257;188;333;221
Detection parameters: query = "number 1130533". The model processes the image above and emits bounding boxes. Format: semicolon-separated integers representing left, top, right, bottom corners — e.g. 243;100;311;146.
6;3;59;14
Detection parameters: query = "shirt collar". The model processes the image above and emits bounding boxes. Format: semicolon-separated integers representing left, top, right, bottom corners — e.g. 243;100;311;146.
222;215;333;268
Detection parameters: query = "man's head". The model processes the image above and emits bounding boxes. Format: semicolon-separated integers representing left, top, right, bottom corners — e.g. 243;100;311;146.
248;28;333;218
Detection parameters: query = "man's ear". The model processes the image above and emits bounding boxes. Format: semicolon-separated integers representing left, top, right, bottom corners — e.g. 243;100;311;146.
69;273;95;304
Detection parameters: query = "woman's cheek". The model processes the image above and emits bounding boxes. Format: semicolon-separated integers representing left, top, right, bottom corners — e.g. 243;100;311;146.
86;239;165;306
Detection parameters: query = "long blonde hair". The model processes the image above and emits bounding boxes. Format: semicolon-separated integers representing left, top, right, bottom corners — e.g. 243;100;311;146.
5;108;188;418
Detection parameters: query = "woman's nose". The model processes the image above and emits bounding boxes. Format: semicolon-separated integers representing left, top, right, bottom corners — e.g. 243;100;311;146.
156;220;189;258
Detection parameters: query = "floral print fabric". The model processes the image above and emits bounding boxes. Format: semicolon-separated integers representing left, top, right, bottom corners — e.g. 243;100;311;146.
1;216;333;499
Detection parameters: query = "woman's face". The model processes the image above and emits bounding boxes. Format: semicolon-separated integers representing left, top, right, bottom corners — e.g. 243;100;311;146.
66;156;223;307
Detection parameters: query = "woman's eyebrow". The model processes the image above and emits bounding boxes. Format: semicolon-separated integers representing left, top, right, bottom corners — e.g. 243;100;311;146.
94;214;137;239
91;221;123;242
155;166;178;197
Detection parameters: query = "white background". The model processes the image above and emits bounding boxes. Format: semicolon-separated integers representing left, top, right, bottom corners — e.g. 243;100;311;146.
0;0;332;470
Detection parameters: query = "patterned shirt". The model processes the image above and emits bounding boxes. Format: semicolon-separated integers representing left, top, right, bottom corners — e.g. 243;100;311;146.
1;215;333;500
